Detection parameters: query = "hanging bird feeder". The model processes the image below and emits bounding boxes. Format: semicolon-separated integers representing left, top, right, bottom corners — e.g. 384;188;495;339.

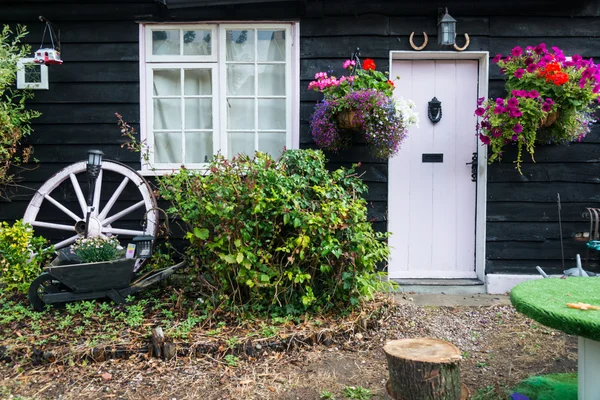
34;16;63;65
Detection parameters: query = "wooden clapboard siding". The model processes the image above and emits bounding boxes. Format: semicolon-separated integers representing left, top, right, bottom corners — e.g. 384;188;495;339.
0;1;144;232
298;0;600;276
2;0;600;276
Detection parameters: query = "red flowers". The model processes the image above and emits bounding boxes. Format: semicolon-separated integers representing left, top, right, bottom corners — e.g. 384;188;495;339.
387;79;395;88
362;58;376;71
537;62;569;86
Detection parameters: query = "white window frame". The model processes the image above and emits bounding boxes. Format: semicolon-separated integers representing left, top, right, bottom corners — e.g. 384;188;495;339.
218;24;293;158
16;58;48;90
146;63;219;170
140;22;299;174
145;24;217;63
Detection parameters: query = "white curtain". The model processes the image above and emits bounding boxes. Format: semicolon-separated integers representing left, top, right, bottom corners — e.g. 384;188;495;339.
226;29;286;158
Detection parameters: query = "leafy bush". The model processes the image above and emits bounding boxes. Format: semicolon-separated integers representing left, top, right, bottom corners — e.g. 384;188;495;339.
0;25;40;196
0;220;54;293
157;149;392;314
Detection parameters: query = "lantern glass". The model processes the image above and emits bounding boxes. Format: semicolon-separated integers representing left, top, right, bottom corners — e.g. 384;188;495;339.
132;235;154;259
87;149;104;167
437;8;457;46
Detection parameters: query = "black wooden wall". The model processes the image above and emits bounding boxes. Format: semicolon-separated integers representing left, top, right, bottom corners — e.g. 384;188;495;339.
2;0;600;275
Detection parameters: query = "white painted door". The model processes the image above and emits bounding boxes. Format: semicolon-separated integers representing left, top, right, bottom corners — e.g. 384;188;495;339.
389;60;478;279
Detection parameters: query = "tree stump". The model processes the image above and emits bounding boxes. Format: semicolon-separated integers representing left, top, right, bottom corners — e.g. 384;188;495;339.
383;338;462;400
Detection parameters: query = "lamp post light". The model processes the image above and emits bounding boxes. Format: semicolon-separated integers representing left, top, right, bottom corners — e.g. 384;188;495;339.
84;149;104;238
437;7;457;46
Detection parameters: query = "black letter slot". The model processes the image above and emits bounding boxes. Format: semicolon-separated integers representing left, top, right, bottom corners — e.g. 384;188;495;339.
422;153;443;163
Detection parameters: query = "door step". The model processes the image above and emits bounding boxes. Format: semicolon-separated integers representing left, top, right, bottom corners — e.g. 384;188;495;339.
391;279;486;294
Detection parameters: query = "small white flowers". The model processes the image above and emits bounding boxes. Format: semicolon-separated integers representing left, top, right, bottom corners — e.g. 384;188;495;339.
395;97;420;129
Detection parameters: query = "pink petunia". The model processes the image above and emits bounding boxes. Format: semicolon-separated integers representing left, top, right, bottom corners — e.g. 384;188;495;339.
479;134;491;144
526;64;537;73
528;90;540;98
494;105;506;114
513;124;523;133
511;46;523;57
475;107;486;116
514;68;526;79
509;109;523;118
507;98;519;108
492;54;503;63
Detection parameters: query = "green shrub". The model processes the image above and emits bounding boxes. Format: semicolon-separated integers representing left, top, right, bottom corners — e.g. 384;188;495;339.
0;25;40;197
157;149;392;315
0;220;54;292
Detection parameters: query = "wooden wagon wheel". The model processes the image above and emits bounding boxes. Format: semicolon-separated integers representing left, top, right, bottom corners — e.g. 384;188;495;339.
23;160;159;250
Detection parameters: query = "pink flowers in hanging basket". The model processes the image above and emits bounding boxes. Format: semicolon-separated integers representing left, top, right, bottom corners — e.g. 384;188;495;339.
476;43;600;172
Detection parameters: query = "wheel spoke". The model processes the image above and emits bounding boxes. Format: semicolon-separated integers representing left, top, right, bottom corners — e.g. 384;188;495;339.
102;200;145;226
92;169;103;217
43;194;82;222
69;173;88;216
54;235;80;250
31;221;76;232
98;177;130;220
102;227;146;236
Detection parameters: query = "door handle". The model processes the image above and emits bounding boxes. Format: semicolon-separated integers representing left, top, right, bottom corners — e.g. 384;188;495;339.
465;152;477;182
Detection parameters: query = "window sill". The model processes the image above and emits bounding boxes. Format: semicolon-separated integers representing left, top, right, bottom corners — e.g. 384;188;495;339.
137;167;209;177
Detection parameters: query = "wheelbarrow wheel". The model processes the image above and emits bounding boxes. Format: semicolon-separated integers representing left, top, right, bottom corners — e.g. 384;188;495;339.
28;273;64;311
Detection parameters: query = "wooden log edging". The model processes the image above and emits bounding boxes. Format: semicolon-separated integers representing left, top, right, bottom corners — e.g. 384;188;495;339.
2;314;385;367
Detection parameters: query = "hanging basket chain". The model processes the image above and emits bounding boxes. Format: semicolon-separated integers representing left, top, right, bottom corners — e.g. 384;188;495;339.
38;16;61;53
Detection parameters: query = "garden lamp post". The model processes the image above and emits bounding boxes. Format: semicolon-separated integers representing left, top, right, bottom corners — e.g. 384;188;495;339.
84;149;103;237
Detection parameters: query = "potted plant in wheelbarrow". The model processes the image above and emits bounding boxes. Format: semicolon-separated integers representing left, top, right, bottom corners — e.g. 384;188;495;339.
27;236;134;310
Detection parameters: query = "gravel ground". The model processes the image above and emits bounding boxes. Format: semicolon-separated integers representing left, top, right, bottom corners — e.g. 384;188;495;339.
0;299;577;400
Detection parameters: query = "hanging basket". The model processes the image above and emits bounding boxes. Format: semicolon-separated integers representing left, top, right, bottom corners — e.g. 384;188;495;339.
540;111;559;128
336;110;361;130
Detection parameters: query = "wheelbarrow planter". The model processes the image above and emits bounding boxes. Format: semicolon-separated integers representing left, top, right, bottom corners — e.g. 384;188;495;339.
28;259;186;311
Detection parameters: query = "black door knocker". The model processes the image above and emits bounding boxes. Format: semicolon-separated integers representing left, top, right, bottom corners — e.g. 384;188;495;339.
428;97;442;123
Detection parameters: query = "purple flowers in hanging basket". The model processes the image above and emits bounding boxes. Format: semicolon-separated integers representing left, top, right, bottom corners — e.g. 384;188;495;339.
310;89;407;159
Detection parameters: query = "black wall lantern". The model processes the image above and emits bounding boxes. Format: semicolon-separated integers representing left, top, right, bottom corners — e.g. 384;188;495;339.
132;235;154;259
437;7;457;46
83;149;103;237
428;97;442;123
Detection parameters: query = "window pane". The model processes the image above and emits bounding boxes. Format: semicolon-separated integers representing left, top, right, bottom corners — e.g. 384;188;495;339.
226;30;255;62
228;132;255;156
257;64;285;96
227;99;255;130
185;99;213;129
226;65;255;96
153;69;181;96
155;132;182;163
24;64;42;83
259;132;286;158
185;132;213;163
154;99;181;130
258;99;285;130
152;30;180;56
257;30;285;62
183;30;212;56
184;69;212;95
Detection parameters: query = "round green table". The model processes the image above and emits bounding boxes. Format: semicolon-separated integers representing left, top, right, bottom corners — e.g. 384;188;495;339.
511;277;600;400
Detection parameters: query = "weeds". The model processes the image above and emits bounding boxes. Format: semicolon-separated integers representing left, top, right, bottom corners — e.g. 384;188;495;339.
343;386;372;400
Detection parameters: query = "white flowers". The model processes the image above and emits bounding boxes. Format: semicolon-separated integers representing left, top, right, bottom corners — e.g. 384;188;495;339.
395;97;420;129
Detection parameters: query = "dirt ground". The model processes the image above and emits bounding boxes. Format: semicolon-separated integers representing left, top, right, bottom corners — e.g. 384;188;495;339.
0;296;578;400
